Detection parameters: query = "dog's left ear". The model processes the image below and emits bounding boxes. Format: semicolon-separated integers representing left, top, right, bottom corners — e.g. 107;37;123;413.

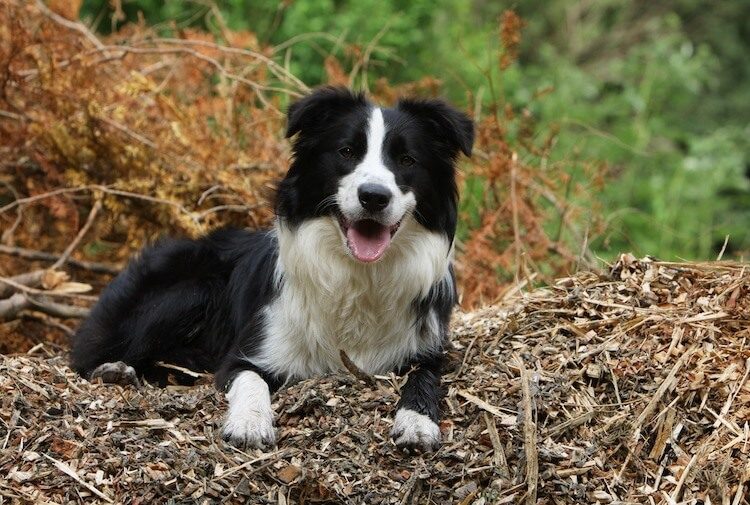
397;99;475;157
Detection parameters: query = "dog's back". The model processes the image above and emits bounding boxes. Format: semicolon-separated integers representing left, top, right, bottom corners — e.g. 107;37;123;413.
71;228;277;384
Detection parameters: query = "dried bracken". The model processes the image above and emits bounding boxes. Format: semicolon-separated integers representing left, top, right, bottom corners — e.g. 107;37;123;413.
454;9;604;308
1;0;296;256
1;3;603;340
499;11;525;70
2;255;748;504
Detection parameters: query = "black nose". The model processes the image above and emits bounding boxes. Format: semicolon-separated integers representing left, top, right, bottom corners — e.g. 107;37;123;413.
358;183;392;212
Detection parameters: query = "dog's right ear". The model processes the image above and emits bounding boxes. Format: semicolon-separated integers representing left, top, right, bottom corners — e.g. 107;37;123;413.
397;98;474;157
285;87;365;138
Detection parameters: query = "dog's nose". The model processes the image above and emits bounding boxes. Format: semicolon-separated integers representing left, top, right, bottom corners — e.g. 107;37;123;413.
358;183;392;212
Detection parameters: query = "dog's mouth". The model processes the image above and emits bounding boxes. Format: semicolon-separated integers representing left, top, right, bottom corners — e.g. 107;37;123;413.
337;215;402;263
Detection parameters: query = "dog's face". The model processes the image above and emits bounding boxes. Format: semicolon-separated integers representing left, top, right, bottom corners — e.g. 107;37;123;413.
277;87;474;263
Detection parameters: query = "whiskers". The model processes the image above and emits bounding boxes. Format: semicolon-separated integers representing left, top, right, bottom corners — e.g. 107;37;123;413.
314;195;339;216
410;208;427;226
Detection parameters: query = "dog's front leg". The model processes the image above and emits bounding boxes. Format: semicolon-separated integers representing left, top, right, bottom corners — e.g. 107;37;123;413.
391;355;443;453
221;370;277;449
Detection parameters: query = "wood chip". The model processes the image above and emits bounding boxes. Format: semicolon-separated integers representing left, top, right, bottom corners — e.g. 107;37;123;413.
1;255;748;503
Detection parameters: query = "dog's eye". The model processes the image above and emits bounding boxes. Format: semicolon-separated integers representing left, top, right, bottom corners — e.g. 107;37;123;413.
399;155;416;167
338;147;353;159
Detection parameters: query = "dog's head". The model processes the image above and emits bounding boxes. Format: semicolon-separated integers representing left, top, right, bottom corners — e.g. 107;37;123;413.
277;87;474;263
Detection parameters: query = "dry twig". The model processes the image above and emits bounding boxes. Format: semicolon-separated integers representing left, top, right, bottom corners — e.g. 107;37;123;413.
0;292;89;321
52;199;103;270
0;270;46;299
516;357;538;505
339;350;377;387
0;245;120;274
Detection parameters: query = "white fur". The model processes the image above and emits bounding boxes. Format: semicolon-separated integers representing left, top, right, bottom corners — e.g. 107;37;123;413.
253;215;451;380
391;408;441;451
337;107;415;226
222;370;276;448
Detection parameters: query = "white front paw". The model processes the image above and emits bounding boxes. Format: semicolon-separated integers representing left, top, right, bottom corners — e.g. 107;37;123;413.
222;371;276;449
222;410;276;449
391;408;441;453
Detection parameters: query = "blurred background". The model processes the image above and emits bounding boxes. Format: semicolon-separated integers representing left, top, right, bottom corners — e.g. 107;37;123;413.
76;0;750;262
1;0;749;326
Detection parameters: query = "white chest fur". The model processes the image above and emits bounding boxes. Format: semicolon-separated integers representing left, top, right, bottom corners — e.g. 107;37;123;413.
252;216;451;380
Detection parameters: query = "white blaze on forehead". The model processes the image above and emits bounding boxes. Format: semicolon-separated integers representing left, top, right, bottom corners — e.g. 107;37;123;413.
362;107;387;171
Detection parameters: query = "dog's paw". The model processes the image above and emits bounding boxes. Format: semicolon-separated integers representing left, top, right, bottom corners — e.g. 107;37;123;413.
90;361;140;387
222;410;276;449
222;370;276;450
391;408;441;453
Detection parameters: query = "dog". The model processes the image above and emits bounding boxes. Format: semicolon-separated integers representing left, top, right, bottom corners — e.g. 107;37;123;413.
70;87;474;452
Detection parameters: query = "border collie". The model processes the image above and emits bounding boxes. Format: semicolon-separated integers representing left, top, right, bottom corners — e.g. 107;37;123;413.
71;87;474;452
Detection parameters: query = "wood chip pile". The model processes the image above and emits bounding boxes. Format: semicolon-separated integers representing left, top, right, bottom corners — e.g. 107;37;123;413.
1;255;749;504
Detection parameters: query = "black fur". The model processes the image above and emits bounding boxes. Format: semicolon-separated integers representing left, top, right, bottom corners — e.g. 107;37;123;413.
71;228;279;386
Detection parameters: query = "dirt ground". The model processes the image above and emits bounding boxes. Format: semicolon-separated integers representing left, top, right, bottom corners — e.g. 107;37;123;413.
1;255;749;504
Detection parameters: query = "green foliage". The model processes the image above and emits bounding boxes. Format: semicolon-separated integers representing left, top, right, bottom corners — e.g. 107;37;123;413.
504;1;750;259
81;0;502;96
80;0;750;260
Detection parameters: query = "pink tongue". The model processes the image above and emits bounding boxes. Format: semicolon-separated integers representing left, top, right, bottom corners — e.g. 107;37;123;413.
346;221;392;262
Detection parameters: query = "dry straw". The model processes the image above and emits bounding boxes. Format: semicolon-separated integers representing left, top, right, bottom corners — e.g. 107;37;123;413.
2;254;748;503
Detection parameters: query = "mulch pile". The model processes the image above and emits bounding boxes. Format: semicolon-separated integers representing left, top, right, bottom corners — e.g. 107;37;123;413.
1;254;749;504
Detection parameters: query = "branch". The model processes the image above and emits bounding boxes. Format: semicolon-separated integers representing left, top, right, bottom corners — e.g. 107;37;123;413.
339;350;376;387
144;38;309;94
34;0;105;51
0;185;99;216
0;269;46;299
99;186;198;226
0;293;28;320
515;357;538;505
26;296;90;319
52;199;102;270
93;45;278;110
0;293;90;321
0;277;96;301
0;185;198;227
0;245;120;275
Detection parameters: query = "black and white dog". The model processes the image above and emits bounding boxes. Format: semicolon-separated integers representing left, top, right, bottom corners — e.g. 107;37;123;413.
71;87;474;452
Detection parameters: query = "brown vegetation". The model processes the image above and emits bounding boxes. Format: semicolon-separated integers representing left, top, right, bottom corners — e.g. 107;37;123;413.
1;2;599;345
